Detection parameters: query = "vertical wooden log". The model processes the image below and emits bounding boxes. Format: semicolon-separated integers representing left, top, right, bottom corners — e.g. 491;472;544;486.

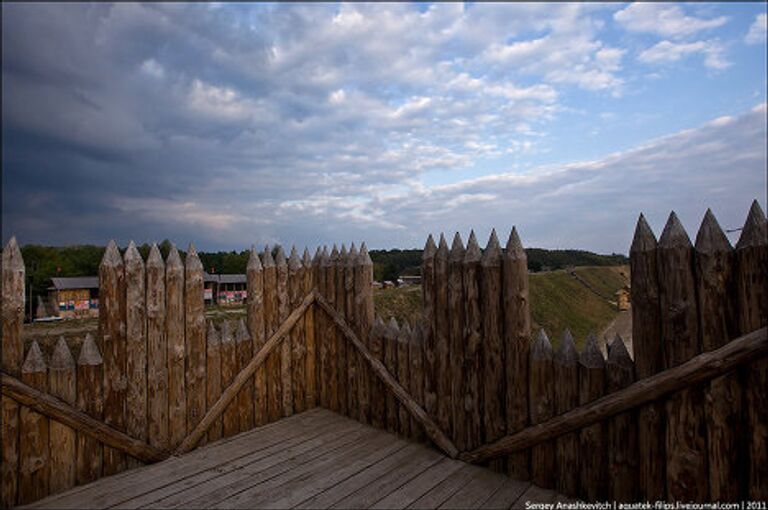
146;244;168;451
247;246;267;426
481;230;504;471
184;244;206;439
303;248;317;409
607;335;638;502
206;321;222;442
735;200;768;500
262;246;281;423
385;317;400;434
448;233;465;450
76;334;102;485
165;245;186;447
220;321;239;437
316;246;329;410
695;210;740;501
579;333;607;501
100;240;126;475
434;235;451;439
124;241;147;465
335;245;348;417
529;330;555;489
630;214;665;500
47;337;76;495
324;245;339;413
19;341;49;505
236;319;255;432
554;329;579;497
462;232;482;451
658;212;707;501
275;246;292;417
2;237;24;509
289;247;306;414
397;323;411;438
369;317;386;429
356;243;374;425
504;226;531;480
409;324;425;442
345;243;359;421
421;235;438;423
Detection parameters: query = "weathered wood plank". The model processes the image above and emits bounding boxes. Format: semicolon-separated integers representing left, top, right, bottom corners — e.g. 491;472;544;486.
371;457;465;509
459;326;768;465
315;292;459;458
247;246;267;426
19;342;50;505
100;240;127;475
184;245;206;445
124;241;147;464
476;478;530;510
438;468;507;509
448;233;465;450
606;335;638;502
529;330;555;490
47;338;76;495
75;334;103;485
695;210;740;501
205;322;222;442
146;244;168;451
235;319;254;433
165;245;186;448
554;329;579;497
462;232;482;452
658;212;707;501
504;227;531;480
174;291;315;454
407;463;479;510
630;214;665;501
2;237;24;508
735;200;768;500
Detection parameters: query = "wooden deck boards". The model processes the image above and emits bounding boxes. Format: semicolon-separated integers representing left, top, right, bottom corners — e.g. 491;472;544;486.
22;408;574;510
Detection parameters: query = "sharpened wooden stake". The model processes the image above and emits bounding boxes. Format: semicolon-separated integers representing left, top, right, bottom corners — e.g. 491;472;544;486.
579;333;607;501
124;241;147;466
220;321;238;438
384;317;400;434
530;330;555;489
335;245;348;417
409;323;426;442
247;245;268;426
205;321;222;442
303;248;317;409
146;244;168;451
448;233;465;450
607;335;638;502
262;245;281;422
356;243;374;425
276;246;292;417
235;319;255;433
48;337;77;494
554;329;579;497
462;231;483;452
184;244;206;440
421;235;438;422
165;244;187;448
369;317;386;429
345;243;358;421
289;247;307;414
434;235;451;440
76;334;103;484
19;342;50;505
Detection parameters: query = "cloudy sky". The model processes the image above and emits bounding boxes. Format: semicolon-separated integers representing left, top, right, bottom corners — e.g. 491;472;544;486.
2;3;766;254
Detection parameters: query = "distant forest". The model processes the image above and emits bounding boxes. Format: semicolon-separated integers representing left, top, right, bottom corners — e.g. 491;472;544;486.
19;241;627;303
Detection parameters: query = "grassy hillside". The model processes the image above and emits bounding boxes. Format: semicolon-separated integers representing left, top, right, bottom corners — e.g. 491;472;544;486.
373;265;629;349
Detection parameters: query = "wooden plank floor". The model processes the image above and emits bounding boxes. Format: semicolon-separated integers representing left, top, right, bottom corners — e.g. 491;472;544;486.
22;408;574;509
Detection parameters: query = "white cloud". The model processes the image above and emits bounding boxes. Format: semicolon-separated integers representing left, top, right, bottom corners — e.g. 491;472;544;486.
615;3;728;39
638;40;730;70
745;13;767;45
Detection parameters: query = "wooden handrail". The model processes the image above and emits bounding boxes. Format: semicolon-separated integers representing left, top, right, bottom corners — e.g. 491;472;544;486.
460;326;768;464
175;291;316;455
315;291;459;459
1;373;169;464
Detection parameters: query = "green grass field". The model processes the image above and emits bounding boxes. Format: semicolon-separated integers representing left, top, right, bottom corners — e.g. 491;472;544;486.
373;265;629;349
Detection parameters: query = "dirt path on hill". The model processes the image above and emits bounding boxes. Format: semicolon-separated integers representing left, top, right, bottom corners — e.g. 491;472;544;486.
598;310;633;359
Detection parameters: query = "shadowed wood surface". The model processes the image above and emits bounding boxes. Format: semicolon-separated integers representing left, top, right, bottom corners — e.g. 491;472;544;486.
20;408;573;510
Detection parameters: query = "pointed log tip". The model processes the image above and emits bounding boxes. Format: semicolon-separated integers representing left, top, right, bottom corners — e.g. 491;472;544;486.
274;245;288;267
347;243;358;265
554;329;578;364
261;245;276;268
302;247;312;265
481;230;502;265
357;243;372;266
580;333;605;368
288;247;302;270
505;227;526;258
531;329;553;359
464;231;482;262
658;211;692;249
387;316;400;335
22;341;47;373
236;319;251;343
339;244;347;257
147;243;164;267
607;334;633;367
436;234;449;256
248;246;263;271
2;235;24;269
630;213;657;253
695;209;731;253
78;333;103;365
166;244;183;268
50;336;74;370
736;199;767;249
124;240;144;266
423;234;437;259
101;240;123;267
207;321;220;345
220;320;233;343
449;232;465;260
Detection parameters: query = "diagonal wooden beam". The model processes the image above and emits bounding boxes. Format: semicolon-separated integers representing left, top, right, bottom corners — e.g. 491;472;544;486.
1;373;168;464
460;326;768;464
314;291;459;459
175;291;316;455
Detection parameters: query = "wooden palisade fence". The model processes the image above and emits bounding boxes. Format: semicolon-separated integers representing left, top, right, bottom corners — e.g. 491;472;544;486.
1;199;766;507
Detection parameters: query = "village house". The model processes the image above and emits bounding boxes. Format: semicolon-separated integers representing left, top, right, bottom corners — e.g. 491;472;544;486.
47;276;99;319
